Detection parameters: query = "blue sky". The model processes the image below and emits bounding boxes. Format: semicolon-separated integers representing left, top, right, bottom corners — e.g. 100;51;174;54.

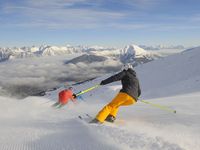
0;0;200;47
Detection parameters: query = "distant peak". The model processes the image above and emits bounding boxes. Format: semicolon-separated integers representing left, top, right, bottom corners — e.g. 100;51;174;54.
122;44;147;56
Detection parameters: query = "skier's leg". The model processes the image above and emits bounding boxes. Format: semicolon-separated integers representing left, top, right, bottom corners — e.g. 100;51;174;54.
57;103;65;108
109;93;136;117
109;107;119;118
52;102;60;107
95;105;113;122
96;92;130;122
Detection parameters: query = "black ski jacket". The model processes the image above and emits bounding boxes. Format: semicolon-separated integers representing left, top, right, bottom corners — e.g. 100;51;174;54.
100;69;141;101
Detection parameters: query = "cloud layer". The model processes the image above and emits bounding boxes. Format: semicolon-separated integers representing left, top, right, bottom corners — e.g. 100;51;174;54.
0;54;121;98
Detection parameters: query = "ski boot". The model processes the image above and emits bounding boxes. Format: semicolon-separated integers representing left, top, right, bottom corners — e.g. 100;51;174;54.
89;118;102;124
105;115;116;123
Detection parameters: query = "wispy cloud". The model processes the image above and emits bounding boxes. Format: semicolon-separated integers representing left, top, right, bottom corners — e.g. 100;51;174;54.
1;0;127;29
1;0;168;30
108;23;149;30
190;14;200;22
122;0;163;9
1;0;200;32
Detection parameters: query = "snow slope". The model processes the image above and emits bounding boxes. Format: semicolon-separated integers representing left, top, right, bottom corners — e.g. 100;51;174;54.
137;46;200;98
0;46;200;150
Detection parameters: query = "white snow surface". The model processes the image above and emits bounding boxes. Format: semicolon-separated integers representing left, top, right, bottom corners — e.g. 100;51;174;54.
0;47;200;150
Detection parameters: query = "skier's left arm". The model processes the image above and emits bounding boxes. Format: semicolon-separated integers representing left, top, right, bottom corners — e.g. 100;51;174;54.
100;71;125;85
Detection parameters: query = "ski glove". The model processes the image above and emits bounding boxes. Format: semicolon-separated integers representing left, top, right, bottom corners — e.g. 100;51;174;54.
72;93;77;98
100;80;106;85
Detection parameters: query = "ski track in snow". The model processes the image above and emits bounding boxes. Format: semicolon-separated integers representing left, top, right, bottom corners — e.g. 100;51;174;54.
0;117;119;150
0;94;200;150
0;99;182;150
78;114;184;150
0;97;121;150
80;122;184;150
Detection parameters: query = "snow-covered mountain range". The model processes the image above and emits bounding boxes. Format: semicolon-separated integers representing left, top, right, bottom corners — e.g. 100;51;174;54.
0;45;82;61
0;44;184;66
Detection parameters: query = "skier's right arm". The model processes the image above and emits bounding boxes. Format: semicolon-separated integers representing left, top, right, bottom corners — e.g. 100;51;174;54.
100;71;125;85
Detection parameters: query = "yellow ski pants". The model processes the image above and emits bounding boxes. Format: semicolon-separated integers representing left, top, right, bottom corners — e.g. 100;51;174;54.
96;92;136;123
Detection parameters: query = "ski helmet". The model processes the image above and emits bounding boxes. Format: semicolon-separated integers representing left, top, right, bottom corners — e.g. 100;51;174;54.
121;63;133;71
68;87;73;90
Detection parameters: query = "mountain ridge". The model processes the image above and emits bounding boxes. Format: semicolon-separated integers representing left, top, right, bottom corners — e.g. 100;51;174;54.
0;44;185;62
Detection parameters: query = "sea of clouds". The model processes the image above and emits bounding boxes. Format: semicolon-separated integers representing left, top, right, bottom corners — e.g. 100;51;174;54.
0;54;121;98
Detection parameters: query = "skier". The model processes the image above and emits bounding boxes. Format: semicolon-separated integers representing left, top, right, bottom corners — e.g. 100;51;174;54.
90;64;141;124
52;87;77;108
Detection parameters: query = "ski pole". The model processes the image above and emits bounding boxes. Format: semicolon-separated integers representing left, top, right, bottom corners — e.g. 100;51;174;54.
140;100;176;114
76;84;100;96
